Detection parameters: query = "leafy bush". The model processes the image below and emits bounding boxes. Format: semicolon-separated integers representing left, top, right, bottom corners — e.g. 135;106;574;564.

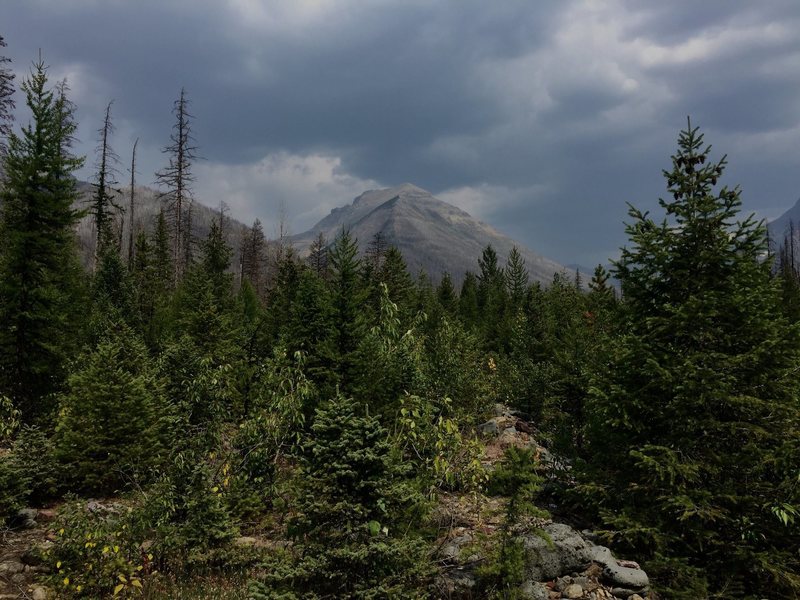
44;498;153;598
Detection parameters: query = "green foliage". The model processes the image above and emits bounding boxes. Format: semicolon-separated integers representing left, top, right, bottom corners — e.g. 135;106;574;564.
0;58;85;421
329;229;369;395
354;283;422;415
55;324;166;495
251;394;431;598
284;269;337;405
581;121;800;596
478;447;547;598
421;316;496;423
45;499;153;598
0;453;29;528
395;394;487;494
0;425;58;526
0;394;19;442
227;348;312;521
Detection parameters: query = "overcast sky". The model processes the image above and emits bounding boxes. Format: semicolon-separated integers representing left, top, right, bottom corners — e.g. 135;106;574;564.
2;0;799;266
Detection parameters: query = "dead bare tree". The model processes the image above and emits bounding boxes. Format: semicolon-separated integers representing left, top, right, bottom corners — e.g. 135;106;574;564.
155;88;198;285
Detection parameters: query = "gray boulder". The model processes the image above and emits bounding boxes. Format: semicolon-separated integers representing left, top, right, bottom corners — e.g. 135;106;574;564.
603;562;649;592
522;523;591;580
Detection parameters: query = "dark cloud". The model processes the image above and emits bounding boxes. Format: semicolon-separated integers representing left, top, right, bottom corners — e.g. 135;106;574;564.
1;0;799;266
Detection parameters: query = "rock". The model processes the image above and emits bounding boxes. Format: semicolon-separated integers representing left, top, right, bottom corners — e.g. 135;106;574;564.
563;583;584;598
585;544;615;568
479;416;516;436
629;595;644;600
523;523;592;581
516;419;535;434
520;581;549;600
440;533;473;563
610;588;638;599
602;563;649;592
555;576;573;591
30;585;52;600
438;569;477;597
478;419;500;436
36;508;57;522
17;507;38;528
494;404;511;417
0;560;24;575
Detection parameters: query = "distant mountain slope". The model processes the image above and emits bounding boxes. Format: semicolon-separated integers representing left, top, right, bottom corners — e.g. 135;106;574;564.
291;183;564;283
73;182;250;268
768;197;800;249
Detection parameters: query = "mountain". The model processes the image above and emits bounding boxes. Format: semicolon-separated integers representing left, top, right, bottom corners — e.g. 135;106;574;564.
291;183;564;283
73;182;250;268
768;197;800;249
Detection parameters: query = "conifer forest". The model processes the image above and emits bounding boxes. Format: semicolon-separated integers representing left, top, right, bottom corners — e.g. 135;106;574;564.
1;30;800;600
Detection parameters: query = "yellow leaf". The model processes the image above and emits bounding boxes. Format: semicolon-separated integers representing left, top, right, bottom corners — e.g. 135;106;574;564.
211;486;219;493
118;574;127;583
56;561;62;568
147;553;153;561
59;528;65;535
132;579;142;588
103;546;110;554
114;545;120;553
63;577;70;586
114;583;124;595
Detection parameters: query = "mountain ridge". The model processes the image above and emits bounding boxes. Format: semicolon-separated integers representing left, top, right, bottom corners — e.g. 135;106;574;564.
292;183;564;284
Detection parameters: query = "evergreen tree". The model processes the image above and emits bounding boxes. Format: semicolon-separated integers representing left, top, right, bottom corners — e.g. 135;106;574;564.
329;229;368;394
504;246;529;309
436;271;459;315
0;35;15;168
307;230;329;279
459;271;479;328
0;59;84;421
377;246;414;318
583;121;800;596
286;269;337;406
240;218;266;297
152;209;173;292
199;218;234;306
54;324;164;495
479;446;546;597
477;245;508;349
251;394;429;598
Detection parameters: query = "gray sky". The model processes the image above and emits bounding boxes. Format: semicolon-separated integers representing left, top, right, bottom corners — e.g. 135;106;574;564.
2;0;799;266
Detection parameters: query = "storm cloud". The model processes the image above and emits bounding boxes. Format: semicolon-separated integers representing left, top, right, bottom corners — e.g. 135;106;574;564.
2;0;799;266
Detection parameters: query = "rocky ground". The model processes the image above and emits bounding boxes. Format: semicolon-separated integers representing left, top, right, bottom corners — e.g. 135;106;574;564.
434;406;651;600
0;509;55;599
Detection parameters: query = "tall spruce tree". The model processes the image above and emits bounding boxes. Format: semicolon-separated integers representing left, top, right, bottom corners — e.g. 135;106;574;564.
0;35;15;169
505;245;529;309
0;59;84;421
583;121;800;596
240;218;266;297
329;229;367;394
